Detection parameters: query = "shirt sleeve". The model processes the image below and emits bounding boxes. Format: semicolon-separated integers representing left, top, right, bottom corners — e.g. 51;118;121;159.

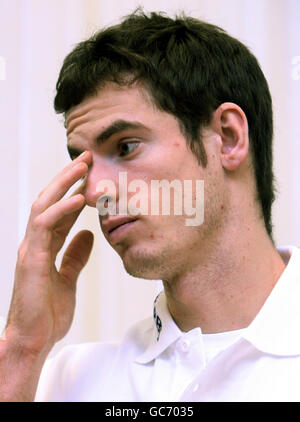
35;341;120;402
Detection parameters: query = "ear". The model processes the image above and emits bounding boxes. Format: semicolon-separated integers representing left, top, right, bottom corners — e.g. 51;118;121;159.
211;102;249;171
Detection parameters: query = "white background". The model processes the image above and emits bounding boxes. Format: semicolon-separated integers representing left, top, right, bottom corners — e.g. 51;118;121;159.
0;0;299;356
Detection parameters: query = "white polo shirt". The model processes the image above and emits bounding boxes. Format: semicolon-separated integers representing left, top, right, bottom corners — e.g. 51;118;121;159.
35;246;300;402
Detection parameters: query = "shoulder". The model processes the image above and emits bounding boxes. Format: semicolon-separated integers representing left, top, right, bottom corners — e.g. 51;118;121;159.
35;315;154;401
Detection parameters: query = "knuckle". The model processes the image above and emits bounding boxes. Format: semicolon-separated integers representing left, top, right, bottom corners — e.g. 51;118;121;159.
32;214;47;230
30;200;41;215
37;188;45;198
17;241;29;268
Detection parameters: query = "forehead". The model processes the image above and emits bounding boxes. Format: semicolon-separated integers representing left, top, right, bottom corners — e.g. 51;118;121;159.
65;82;158;139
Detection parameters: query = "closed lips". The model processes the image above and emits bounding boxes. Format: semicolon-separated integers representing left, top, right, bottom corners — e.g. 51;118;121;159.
102;217;138;234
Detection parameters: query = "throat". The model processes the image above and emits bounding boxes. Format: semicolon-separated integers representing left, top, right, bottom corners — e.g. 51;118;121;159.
163;240;286;334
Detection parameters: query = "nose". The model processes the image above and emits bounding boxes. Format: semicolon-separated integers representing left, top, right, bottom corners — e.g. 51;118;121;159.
83;160;118;208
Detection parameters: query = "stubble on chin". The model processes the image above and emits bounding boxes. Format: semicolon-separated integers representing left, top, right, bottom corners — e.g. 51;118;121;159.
120;244;176;280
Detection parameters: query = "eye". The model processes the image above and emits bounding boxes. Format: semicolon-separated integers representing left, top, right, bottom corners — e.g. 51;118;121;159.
118;141;139;157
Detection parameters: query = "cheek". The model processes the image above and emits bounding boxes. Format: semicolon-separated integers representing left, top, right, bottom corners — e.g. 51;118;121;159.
202;170;228;226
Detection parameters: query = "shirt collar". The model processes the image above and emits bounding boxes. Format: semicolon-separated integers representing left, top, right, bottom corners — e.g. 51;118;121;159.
135;291;183;364
242;245;300;356
136;246;300;363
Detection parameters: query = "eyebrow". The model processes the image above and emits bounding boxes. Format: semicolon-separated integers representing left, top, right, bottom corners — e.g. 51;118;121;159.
95;119;148;145
67;119;149;158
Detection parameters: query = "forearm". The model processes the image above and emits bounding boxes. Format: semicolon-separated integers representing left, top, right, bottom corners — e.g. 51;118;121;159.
0;333;49;402
0;152;92;402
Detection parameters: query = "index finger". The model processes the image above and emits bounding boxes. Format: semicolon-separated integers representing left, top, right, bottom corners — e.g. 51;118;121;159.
31;151;92;217
37;150;92;199
47;150;92;190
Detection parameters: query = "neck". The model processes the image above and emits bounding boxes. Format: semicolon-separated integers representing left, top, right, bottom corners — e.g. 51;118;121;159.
163;219;286;334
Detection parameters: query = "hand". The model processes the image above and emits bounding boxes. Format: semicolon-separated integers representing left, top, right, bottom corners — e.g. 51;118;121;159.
4;150;94;357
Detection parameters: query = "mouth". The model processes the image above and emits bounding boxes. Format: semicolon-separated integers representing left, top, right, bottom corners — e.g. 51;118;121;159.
101;216;139;243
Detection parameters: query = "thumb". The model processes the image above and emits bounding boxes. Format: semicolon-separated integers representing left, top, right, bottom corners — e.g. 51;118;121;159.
59;230;94;287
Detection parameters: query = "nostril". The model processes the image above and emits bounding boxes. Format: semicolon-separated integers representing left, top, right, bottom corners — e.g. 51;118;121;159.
97;195;109;208
96;195;115;216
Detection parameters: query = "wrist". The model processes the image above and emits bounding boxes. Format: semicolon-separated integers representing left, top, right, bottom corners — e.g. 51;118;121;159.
0;329;50;402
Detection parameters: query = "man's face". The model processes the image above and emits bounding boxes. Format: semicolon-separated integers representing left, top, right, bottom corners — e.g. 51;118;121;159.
66;82;226;280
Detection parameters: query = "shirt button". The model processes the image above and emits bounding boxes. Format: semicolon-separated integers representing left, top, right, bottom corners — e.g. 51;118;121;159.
180;339;190;352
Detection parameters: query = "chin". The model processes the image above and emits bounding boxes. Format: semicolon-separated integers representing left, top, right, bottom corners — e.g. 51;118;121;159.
120;245;172;280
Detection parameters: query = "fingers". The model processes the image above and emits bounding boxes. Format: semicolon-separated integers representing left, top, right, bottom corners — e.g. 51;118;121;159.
33;163;87;217
70;173;88;197
32;194;85;232
33;151;92;217
25;151;92;240
21;156;90;260
59;230;94;288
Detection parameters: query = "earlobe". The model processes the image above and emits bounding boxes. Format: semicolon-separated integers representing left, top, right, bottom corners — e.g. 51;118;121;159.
214;103;249;171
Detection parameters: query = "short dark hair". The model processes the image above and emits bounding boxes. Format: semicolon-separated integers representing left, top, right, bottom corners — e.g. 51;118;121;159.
54;9;275;238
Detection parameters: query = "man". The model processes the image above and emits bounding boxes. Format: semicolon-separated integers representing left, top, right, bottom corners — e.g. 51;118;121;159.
0;9;299;402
